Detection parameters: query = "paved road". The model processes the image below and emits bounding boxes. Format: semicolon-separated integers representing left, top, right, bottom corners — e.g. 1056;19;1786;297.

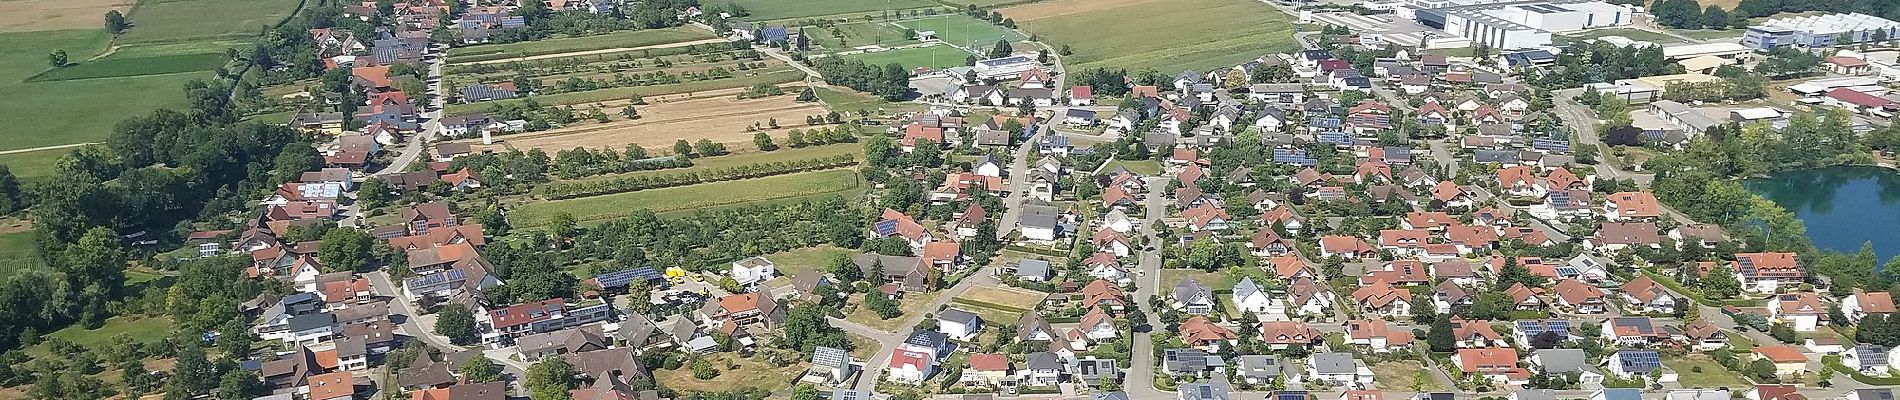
376;46;447;177
366;270;464;352
996;129;1043;239
1127;176;1172;399
849;269;1001;390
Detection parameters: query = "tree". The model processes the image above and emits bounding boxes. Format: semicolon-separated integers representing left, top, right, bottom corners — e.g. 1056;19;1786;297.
695;139;727;156
526;357;579;393
49;49;68;67
435;304;480;345
792;383;821;400
673;139;694;157
1701;5;1730;29
1496;256;1547;288
866;289;900;319
0;165;19;214
171;342;216;396
1427;318;1455;352
105;10;129;34
754;132;779;151
987;39;1014;59
1059;44;1073;56
217;370;260;400
1702;264;1742;299
1745;358;1780;382
690;356;719;379
1769;323;1798;343
318;228;374;272
458;356;503;383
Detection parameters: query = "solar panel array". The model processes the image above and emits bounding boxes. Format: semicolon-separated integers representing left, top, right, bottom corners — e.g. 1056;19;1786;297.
873;219;900;236
1617;351;1661;369
1318;133;1353;144
593;267;664;289
1532;139;1571;152
1277;391;1310;400
406;268;467;289
1517;320;1572;336
1273;149;1317;166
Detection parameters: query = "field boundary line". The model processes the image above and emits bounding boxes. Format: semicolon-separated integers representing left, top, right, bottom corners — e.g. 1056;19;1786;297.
0;143;101;155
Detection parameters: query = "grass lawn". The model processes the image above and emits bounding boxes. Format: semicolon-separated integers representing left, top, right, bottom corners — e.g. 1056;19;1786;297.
720;0;941;21
846;45;973;71
0;70;211;152
0;228;42;275
1423;47;1477;57
950;303;1026;327
1561;28;1688;44
1665;355;1748;388
953;286;1047;311
848;332;881;359
0;147;71;179
44;316;176;350
759;244;855;276
653;353;807;391
512;168;864;226
1371;360;1449;391
30;52;228;82
809;21;917;51
846;290;945;332
445;68;806;115
1669;28;1746;40
1004;0;1296;72
569;143;859;183
894;15;1022;51
1102;159;1162;176
1159;268;1271;296
816;87;921;115
447;27;720;63
117;0;302;43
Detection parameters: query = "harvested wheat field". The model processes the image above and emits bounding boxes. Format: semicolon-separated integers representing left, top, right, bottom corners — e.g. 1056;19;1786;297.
0;0;133;32
477;94;829;153
998;0;1152;21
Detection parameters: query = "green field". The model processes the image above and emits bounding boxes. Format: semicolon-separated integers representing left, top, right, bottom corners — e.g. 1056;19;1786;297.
811;21;917;50
757;245;855;276
847;45;972;70
1102;159;1162;176
447;27;721;63
31;52;228;82
0;147;73;180
512;168;863;226
446;68;806;115
0;229;42;275
894;15;1021;50
570;143;860;183
720;0;941;21
1006;0;1297;72
45;316;176;350
0;70;211;152
117;0;302;43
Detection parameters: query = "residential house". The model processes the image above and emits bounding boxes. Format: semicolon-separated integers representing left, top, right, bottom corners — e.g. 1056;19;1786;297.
938;309;982;342
1602;317;1668;346
1619;276;1679;314
1767;292;1828;331
1307;352;1374;388
1730;252;1806;293
1173;278;1217;314
1347;319;1414;353
1456;347;1528;386
1844;291;1897;324
1754;344;1814;377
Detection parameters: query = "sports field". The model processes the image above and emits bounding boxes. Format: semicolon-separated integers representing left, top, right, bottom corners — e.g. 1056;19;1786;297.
1002;0;1297;72
510;169;864;226
847;45;972;70
894;15;1022;51
719;0;940;21
446;27;721;64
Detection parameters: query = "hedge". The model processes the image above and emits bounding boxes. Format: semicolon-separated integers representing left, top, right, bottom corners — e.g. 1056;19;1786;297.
539;154;857;199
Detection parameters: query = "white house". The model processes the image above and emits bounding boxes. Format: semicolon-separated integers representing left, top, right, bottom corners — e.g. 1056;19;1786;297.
1232;277;1273;314
1842;291;1897;324
937;309;982;342
730;256;777;291
1767;293;1828;332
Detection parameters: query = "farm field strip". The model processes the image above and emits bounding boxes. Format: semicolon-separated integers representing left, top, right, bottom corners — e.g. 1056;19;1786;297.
445;68;805;114
1002;0;1296;72
720;0;941;21
462;37;734;65
116;0;302;43
447;27;719;63
565;143;859;183
473;94;830;152
0;0;133;33
510;168;863;226
892;15;1021;50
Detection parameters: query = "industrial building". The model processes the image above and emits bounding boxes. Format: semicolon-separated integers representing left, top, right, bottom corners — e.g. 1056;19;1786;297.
972;55;1039;80
1743;13;1900;51
1408;0;1634;49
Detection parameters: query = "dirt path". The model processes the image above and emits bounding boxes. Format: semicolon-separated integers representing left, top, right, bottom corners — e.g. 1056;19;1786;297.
0;142;99;155
461;38;735;65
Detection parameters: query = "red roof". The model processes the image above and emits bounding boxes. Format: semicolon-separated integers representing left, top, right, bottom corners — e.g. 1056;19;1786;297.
489;298;567;329
1456;347;1520;373
1827;88;1894;108
1828;56;1869;67
1070;85;1092;99
969;353;1010;371
890;350;930;369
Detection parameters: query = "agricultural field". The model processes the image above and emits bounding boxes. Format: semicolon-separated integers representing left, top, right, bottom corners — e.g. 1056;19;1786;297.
0;226;42;276
0;0;132;33
847;45;973;70
568;143;859;183
719;0;941;21
445;68;806;114
1001;0;1297;72
115;0;302;43
510;169;863;226
446;27;723;64
474;94;829;152
0;148;69;180
894;15;1022;50
814;86;920;115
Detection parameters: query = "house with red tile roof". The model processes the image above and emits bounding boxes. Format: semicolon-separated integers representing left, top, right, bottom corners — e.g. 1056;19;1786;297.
1619;275;1679;314
1497;166;1547;199
1259;321;1323;349
1552;279;1607;314
1360;260;1431;286
1587;222;1662;254
1346;319;1413;352
870;209;933;250
1730;252;1806;293
1351;281;1411;318
1446;225;1499;254
1377;229;1431;256
1265;255;1311;280
1179;316;1238;351
1745;385;1806;400
1455;347;1528;385
1843;291;1897;324
1401;211;1456;231
1603;191;1662;221
1320;235;1376;259
1451;317;1506;348
1767;292;1829;331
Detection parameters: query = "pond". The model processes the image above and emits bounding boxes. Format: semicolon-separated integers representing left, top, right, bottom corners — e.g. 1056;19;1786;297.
1743;165;1900;260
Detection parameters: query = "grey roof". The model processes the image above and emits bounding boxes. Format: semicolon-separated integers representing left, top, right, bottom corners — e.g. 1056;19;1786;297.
1164;348;1208;372
1854;344;1890;366
1516;390;1557;400
1233;277;1263;300
1172;277;1211;304
1025;351;1063;370
938;308;980;325
1533;349;1589;373
286;313;335;332
1074;358;1117;381
1236;355;1283;378
1066;109;1097;119
812;346;850;369
1017;312;1055;341
1178;381;1230;400
1854;389;1897;400
1017;259;1052;280
1598;389;1643;400
1309;353;1356;374
1094;392;1130;400
1020;204;1060;229
1473;149;1517;163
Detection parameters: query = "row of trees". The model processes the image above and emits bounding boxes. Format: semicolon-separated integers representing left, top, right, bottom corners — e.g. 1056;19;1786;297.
539;154;858;199
1652;0;1737;30
810;57;910;100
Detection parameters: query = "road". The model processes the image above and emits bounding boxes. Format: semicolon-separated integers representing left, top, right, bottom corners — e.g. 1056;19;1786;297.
848;269;1001;391
375;46;447;177
1126;175;1172;399
996;128;1043;239
1550;88;1651;186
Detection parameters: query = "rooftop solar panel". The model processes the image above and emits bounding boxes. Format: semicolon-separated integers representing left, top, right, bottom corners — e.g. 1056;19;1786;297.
874;219;899;236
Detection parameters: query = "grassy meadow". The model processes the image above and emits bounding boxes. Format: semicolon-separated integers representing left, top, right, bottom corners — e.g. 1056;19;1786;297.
115;0;302;43
446;27;721;63
511;168;863;226
1003;0;1297;72
446;68;806;114
847;45;972;70
719;0;941;21
894;15;1021;50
